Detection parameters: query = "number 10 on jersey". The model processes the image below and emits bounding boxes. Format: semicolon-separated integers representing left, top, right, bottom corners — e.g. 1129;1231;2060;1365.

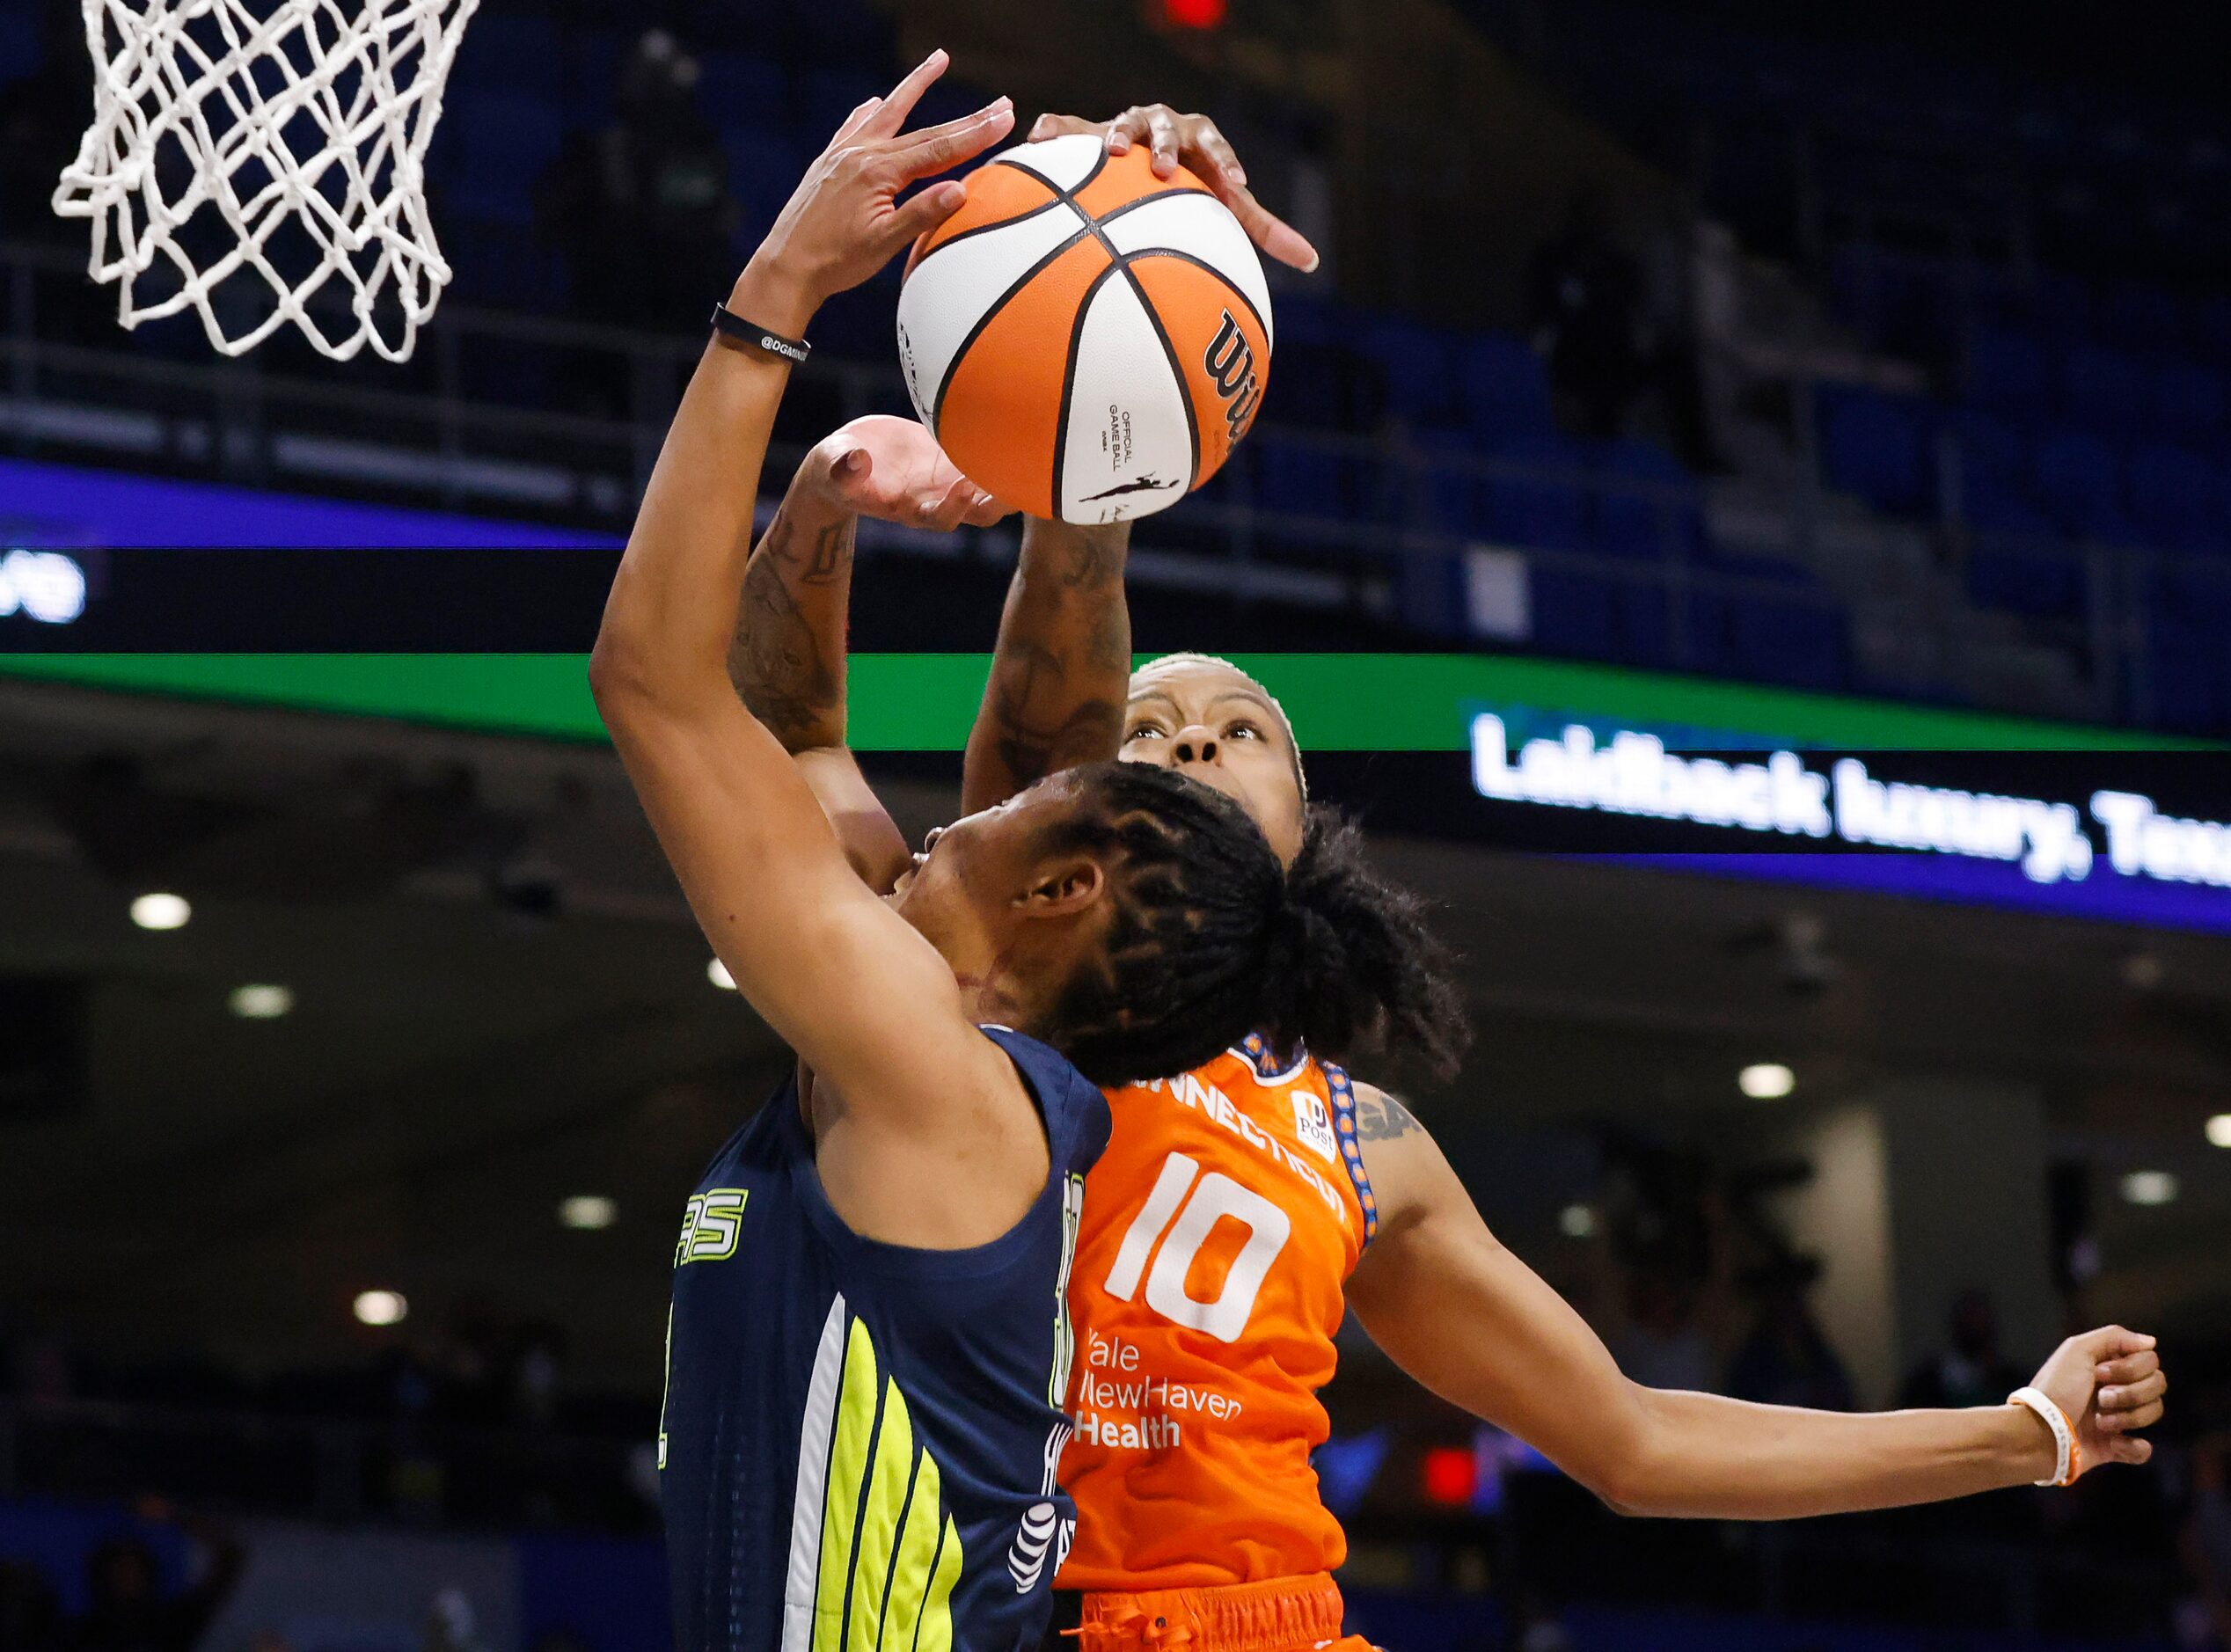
1101;1151;1291;1343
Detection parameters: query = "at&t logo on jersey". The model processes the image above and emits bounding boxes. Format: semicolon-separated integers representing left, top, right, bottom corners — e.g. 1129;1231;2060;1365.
1006;1502;1057;1592
1203;311;1262;444
1007;1422;1074;1592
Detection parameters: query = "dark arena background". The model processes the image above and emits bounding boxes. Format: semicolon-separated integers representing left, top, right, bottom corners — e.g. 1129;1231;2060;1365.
4;0;2231;1646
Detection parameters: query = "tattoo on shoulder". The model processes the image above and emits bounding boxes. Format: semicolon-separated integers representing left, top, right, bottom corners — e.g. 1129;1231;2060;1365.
1353;1088;1423;1142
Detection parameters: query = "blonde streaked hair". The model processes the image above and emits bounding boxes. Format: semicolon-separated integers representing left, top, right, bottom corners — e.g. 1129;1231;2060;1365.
1128;652;1308;801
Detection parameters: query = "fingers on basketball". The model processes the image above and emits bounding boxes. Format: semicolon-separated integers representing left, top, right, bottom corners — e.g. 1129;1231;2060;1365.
896;141;1272;523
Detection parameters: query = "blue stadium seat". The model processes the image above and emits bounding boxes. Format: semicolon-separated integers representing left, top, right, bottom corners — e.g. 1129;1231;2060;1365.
698;53;790;135
0;6;41;82
1485;435;1591;552
457;328;560;407
446;222;567;311
2058;345;2149;431
1593;438;1700;561
799;68;889;142
1964;327;2049;419
441;92;564;226
2145;570;2231;730
1459;332;1555;442
779;0;895;69
564;28;623;128
2030;428;2130;540
1967;545;2087;620
1730;596;1847;690
1396;551;1488;640
2126;444;2231;555
1270;295;1341;350
1946;410;2048;534
2150;361;2228;445
1253;435;1357;522
1615;581;1674;668
1818;384;1932;515
720;129;816;230
1829;246;1955;361
1265;342;1373;430
1414;435;1489;539
449;12;564;98
2145;632;2224;734
1363;317;1461;427
1530;568;1619;658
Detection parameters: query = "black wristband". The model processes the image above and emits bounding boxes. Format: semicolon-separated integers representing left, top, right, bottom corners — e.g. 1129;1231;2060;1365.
710;303;810;364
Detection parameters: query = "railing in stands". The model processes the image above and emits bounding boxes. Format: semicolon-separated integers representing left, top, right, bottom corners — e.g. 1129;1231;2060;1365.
0;235;2125;713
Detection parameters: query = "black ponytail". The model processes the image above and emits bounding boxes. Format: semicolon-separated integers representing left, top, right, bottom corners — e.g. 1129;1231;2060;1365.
1037;766;1470;1086
1255;810;1470;1081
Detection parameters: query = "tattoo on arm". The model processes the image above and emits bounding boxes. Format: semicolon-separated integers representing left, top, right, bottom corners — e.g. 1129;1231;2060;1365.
1057;528;1123;591
730;511;853;749
984;639;1122;788
963;517;1133;810
1354;1088;1424;1142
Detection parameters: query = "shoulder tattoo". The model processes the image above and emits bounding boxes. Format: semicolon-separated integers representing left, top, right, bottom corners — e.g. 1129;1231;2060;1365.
1353;1086;1423;1142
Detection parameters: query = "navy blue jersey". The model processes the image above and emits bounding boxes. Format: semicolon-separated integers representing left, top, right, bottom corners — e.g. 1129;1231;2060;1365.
660;1026;1109;1652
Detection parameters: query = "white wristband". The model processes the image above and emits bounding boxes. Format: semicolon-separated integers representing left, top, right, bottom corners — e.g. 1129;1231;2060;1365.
2008;1386;2078;1487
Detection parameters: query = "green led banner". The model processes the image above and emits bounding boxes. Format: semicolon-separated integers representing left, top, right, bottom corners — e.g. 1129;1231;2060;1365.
0;652;2213;752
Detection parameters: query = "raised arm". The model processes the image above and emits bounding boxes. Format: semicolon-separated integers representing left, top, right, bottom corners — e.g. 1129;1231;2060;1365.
961;105;1315;815
1343;1085;2166;1519
962;515;1133;812
728;417;1004;890
590;55;1018;1104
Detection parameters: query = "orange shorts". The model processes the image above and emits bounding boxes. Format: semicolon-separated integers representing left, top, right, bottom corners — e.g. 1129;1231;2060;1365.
1065;1573;1376;1652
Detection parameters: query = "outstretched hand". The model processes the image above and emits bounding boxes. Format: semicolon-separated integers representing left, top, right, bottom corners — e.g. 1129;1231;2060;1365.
741;51;1014;333
801;415;1009;531
2029;1325;2166;1475
1028;104;1320;273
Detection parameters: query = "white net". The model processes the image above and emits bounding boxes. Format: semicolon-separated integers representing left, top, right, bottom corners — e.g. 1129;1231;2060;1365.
53;0;480;362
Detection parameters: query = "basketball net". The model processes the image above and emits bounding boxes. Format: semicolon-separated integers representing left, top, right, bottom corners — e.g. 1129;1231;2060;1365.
53;0;479;362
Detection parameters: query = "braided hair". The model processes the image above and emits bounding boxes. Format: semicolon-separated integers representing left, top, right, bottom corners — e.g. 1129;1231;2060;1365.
1039;764;1469;1086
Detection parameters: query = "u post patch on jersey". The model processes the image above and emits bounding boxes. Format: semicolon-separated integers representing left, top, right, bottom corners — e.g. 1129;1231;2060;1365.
1291;1092;1339;1163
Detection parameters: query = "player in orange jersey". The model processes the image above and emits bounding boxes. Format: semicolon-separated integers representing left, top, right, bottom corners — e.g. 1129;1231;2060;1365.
973;109;2163;1648
733;108;2168;1652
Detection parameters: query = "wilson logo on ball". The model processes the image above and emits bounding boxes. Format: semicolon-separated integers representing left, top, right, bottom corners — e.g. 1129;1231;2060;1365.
1204;311;1262;444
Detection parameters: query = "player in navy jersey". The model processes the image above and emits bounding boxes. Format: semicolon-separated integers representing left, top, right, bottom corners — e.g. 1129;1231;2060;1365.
590;53;1450;1652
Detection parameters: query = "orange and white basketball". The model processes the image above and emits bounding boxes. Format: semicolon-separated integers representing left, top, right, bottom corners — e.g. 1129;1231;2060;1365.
896;134;1273;523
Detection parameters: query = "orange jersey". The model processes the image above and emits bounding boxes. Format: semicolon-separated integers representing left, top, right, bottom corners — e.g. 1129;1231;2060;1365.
1057;1034;1379;1590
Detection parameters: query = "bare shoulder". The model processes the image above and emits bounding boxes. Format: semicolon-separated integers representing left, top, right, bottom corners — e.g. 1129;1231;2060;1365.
1345;1078;1465;1230
1350;1079;1428;1143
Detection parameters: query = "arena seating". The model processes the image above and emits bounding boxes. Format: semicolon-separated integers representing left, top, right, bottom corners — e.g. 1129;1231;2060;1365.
429;2;1850;697
35;0;2231;725
1821;246;2231;727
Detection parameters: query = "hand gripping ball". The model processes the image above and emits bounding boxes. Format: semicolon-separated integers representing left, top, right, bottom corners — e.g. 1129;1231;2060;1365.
896;134;1273;523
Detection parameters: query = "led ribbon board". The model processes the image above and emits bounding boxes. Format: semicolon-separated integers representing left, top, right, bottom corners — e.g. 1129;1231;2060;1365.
1469;713;2231;928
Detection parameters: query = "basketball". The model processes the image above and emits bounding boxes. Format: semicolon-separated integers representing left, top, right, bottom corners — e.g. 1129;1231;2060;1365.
896;134;1274;523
